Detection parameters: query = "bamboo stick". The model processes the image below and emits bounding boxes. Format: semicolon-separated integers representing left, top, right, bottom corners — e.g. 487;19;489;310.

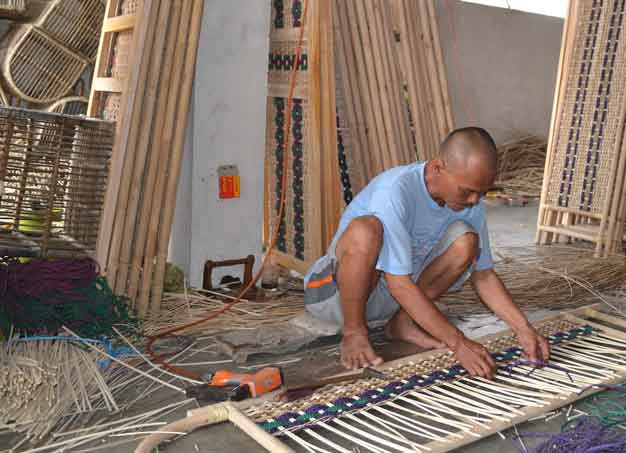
148;0;204;315
96;0;159;271
347;0;384;175
125;1;185;302
133;1;193;317
334;0;372;182
363;0;398;170
427;0;454;131
113;0;173;295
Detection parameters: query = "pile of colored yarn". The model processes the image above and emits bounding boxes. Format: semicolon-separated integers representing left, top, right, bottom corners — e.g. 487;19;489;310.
0;258;137;337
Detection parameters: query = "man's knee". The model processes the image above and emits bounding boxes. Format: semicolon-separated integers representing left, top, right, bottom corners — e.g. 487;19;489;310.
447;230;479;270
336;215;383;260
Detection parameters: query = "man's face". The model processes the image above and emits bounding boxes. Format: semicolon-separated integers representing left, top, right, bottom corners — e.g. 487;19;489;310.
438;159;495;211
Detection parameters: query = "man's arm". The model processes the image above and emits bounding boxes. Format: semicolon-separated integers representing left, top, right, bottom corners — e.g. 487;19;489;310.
385;274;496;378
471;268;550;361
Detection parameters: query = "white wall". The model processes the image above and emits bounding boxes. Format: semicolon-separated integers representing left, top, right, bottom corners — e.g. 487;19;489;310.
169;0;271;287
436;0;564;143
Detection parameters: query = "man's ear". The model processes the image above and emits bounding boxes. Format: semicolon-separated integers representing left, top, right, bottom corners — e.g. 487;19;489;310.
431;158;445;174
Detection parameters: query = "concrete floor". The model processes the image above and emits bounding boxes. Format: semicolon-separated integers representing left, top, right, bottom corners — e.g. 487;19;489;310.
11;202;624;452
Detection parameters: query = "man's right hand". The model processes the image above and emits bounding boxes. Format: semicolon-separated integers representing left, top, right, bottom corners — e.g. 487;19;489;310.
450;334;496;378
340;329;383;370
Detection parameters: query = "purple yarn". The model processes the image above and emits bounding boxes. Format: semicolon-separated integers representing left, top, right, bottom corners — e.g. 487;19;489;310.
0;258;98;298
515;417;626;453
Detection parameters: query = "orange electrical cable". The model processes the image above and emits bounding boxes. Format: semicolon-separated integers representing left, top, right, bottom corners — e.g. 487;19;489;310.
146;0;310;380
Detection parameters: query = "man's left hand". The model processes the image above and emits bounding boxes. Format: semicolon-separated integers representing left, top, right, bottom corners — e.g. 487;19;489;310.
516;325;550;363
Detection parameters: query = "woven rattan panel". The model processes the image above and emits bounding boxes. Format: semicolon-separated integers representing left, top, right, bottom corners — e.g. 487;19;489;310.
246;318;580;422
546;0;626;215
265;0;323;267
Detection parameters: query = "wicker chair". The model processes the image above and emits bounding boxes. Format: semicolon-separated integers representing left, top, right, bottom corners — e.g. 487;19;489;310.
0;0;104;104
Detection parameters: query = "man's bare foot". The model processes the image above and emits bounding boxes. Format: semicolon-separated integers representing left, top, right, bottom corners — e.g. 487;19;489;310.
341;330;383;370
384;314;445;349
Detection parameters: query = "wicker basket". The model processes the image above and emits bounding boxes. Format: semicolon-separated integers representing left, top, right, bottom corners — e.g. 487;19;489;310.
46;95;88;115
0;106;114;258
37;0;105;61
1;25;89;104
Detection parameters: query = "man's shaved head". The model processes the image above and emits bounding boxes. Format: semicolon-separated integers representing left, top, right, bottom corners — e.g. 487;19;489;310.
439;127;498;176
424;127;498;211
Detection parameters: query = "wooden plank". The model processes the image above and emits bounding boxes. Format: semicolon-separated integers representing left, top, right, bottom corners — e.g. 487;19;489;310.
102;14;135;32
96;0;159;272
92;77;124;93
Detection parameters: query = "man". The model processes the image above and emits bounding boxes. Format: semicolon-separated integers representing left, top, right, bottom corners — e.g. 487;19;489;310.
304;127;550;377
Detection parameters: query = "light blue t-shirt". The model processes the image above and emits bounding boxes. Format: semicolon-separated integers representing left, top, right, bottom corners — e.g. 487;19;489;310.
305;161;493;284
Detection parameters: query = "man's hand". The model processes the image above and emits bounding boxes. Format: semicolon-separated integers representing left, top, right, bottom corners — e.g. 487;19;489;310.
516;325;550;362
450;334;496;378
340;329;384;370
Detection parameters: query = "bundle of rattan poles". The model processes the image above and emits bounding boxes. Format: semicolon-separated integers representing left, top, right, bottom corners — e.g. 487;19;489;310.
332;0;453;189
96;0;204;318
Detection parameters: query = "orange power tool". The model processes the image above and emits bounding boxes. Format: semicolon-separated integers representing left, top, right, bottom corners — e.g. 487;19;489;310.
186;367;283;403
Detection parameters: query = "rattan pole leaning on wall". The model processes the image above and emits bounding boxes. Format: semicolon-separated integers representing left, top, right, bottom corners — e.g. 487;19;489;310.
0;106;114;258
537;0;626;257
0;0;105;104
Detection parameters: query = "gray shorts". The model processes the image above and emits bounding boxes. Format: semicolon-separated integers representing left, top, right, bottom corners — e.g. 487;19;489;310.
304;220;477;327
